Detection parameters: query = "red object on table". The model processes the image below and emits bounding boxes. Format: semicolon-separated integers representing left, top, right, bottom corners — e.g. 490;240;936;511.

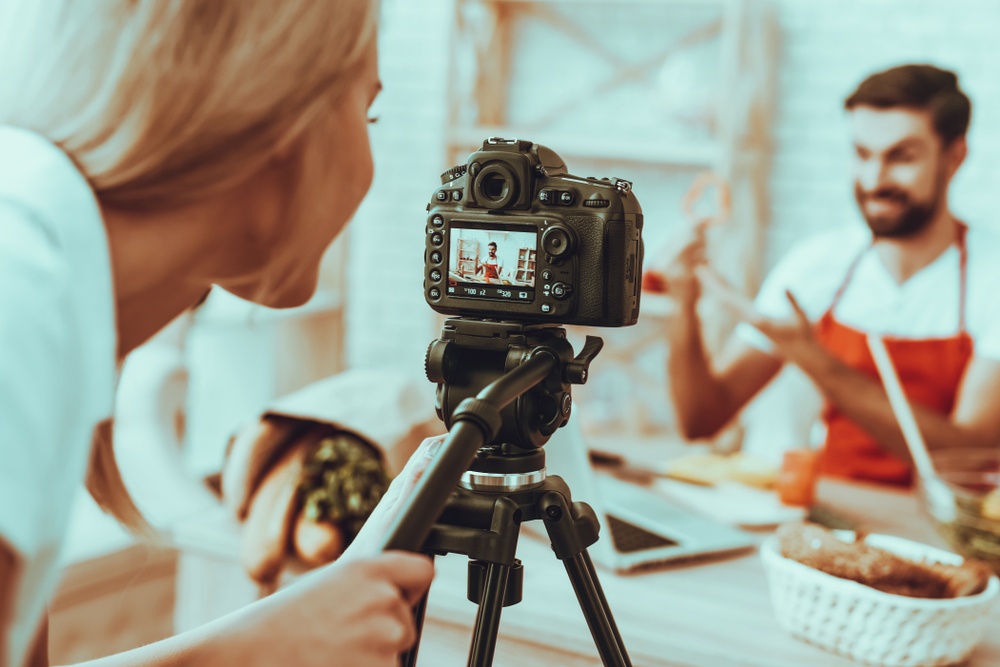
778;448;821;507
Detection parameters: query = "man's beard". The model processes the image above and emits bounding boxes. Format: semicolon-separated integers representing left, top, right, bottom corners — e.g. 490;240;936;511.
854;179;943;239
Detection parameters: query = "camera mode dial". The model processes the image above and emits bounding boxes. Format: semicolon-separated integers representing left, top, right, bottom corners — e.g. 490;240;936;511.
541;225;574;261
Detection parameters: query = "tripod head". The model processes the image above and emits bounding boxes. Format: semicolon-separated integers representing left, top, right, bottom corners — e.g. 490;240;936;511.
379;317;602;551
426;318;602;483
428;318;603;448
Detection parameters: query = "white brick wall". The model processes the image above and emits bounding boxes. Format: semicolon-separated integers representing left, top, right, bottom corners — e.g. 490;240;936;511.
345;0;1000;372
344;0;453;371
767;0;1000;265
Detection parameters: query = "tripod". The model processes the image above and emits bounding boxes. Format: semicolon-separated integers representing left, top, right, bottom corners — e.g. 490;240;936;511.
378;319;632;666
404;446;631;666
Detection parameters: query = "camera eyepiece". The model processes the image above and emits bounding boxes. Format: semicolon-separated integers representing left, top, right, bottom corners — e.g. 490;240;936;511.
473;162;518;209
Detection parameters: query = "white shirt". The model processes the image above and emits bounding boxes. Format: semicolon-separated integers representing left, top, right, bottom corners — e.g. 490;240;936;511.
739;223;1000;360
0;126;117;667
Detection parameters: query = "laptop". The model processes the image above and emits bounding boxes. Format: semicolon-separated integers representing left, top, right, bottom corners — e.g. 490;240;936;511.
528;419;755;572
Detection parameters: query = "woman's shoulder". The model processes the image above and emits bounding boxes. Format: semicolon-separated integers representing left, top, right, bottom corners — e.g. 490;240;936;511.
0;125;115;363
0;125;99;242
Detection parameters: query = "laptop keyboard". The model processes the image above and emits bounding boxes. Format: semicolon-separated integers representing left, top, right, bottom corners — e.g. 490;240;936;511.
606;514;678;553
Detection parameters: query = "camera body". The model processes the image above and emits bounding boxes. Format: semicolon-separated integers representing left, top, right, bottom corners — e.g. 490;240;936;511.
424;138;644;327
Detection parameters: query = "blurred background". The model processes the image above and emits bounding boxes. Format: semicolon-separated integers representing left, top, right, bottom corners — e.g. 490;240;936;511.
52;0;1000;661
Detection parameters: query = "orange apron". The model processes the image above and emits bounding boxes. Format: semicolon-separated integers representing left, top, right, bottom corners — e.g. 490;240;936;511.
483;259;500;280
814;226;972;487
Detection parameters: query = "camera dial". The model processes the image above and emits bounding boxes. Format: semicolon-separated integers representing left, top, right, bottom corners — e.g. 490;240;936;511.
541;225;575;261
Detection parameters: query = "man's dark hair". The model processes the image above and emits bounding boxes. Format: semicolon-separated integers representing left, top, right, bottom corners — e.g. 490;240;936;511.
845;64;971;145
488;242;497;249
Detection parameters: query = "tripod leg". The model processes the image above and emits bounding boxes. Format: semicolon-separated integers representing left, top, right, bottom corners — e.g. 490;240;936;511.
580;551;632;667
563;551;632;667
467;561;511;667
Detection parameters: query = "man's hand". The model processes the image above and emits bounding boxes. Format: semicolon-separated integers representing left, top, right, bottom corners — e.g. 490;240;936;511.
696;265;824;369
646;220;710;307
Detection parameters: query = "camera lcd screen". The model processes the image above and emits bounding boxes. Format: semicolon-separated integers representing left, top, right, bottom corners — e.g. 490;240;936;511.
447;224;537;303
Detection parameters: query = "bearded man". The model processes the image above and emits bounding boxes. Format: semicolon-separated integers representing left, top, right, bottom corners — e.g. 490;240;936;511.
658;64;1000;486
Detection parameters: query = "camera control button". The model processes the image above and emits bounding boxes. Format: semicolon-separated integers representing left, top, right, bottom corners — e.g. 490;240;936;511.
430;215;444;227
430;251;443;264
551;282;571;300
540;302;554;314
559;190;574;205
428;287;442;300
541;270;553;281
539;189;553;204
436;190;448;202
429;269;442;282
430;233;444;246
451;190;462;201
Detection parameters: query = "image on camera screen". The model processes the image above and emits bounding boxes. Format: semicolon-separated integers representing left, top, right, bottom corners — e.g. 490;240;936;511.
447;225;537;302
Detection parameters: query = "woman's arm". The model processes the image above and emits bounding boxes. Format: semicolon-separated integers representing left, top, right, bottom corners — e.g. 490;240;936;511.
1;538;19;666
68;438;443;667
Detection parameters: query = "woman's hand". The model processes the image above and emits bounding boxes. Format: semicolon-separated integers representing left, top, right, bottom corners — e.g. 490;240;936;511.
211;437;444;665
217;551;435;667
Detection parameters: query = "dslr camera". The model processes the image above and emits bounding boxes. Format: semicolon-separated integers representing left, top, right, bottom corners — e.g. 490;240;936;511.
424;138;643;327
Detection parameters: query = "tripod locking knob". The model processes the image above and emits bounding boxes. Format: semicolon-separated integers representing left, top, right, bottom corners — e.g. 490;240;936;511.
565;335;604;384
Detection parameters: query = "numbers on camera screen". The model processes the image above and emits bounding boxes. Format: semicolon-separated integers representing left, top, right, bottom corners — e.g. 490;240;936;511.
457;284;534;303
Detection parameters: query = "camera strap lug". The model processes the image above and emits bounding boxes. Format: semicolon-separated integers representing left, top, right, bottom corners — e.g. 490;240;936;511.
612;178;633;195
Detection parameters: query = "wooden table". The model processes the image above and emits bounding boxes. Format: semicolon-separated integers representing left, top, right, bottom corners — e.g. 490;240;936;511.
171;477;1000;667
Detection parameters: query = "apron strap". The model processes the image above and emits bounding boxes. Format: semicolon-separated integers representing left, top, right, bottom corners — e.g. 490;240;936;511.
957;223;969;333
826;243;868;316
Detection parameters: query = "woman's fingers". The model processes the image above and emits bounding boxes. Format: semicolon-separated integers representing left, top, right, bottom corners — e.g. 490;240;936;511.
368;551;436;607
293;512;346;567
240;443;309;585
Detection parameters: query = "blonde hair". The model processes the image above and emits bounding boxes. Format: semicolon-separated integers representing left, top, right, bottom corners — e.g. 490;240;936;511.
0;0;379;531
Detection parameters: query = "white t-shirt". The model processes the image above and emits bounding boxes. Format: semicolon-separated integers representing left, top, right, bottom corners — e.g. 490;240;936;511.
739;223;1000;360
0;126;117;667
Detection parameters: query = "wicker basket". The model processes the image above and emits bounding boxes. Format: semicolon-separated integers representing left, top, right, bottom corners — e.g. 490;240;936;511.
760;533;998;667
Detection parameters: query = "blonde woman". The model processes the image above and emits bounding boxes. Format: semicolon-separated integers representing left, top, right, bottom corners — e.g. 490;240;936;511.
0;1;436;665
